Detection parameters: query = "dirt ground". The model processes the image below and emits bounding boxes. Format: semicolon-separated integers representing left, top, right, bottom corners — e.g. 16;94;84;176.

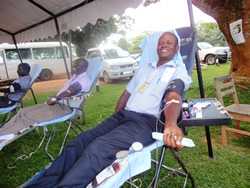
31;77;128;94
32;79;67;93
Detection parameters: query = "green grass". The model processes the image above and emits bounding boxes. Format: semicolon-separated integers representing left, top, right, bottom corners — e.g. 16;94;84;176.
0;64;249;188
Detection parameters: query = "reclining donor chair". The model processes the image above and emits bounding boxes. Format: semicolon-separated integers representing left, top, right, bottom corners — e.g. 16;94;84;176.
87;27;197;188
23;27;196;188
0;63;42;125
0;58;102;159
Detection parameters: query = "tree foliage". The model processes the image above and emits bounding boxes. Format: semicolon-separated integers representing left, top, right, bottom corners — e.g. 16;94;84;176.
64;18;117;56
197;22;227;46
128;33;148;54
117;38;130;51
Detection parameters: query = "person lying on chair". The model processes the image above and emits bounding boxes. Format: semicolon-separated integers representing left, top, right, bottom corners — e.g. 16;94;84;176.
25;31;192;188
47;58;91;105
0;63;31;108
0;58;91;136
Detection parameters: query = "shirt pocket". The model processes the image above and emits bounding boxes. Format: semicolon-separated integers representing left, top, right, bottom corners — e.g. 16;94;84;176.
150;81;168;99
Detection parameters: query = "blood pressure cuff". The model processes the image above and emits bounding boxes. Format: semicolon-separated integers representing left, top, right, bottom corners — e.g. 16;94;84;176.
165;79;185;97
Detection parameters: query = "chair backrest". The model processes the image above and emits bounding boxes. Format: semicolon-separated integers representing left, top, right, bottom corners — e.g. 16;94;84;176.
214;75;239;106
176;27;196;76
85;57;103;93
66;57;103;109
7;64;42;103
30;64;42;84
160;27;196;131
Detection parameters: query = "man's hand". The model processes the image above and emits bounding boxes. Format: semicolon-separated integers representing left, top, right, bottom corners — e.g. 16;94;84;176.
47;97;57;105
163;123;183;150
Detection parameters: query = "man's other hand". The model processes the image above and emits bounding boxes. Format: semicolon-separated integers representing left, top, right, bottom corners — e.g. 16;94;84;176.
163;123;183;150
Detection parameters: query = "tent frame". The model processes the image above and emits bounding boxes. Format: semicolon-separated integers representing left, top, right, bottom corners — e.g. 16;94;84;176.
0;0;214;158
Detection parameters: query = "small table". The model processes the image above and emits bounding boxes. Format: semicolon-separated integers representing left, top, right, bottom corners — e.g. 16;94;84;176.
181;98;231;158
0;79;15;87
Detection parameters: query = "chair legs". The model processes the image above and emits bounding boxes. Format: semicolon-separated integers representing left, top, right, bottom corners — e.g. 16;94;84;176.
221;125;228;145
221;125;250;145
151;146;195;188
44;120;73;161
235;120;241;129
59;121;72;155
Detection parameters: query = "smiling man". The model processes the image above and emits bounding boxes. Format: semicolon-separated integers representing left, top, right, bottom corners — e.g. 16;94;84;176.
25;31;191;188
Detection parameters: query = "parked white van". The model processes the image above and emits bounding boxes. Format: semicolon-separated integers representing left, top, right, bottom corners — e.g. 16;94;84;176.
86;46;138;83
0;42;71;80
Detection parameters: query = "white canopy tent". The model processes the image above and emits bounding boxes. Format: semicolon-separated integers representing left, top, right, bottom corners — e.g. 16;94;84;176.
0;0;215;158
0;0;143;78
0;0;143;43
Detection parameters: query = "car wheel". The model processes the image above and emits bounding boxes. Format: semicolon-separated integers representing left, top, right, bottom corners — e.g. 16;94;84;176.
218;58;227;64
205;54;216;65
39;69;53;81
103;71;111;83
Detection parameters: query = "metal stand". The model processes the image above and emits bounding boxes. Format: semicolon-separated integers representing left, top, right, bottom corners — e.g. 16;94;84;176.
151;146;195;188
30;88;38;104
187;0;214;158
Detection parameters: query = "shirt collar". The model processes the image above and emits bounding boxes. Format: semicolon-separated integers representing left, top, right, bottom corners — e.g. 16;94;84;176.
150;59;177;68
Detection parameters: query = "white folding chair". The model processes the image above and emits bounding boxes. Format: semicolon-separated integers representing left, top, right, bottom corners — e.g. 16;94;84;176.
0;64;42;125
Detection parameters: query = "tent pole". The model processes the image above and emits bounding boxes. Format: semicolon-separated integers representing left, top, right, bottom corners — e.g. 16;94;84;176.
27;0;70;79
12;35;23;64
1;51;9;79
69;30;73;74
187;0;214;158
54;18;70;79
0;28;12;79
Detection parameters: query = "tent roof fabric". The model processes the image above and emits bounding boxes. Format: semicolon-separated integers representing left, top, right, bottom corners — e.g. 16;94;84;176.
0;0;143;43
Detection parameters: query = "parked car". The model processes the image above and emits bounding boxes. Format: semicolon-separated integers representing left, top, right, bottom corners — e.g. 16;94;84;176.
85;46;137;83
197;42;230;65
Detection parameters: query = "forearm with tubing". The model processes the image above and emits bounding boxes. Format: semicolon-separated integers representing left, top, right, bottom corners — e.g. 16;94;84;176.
163;91;182;128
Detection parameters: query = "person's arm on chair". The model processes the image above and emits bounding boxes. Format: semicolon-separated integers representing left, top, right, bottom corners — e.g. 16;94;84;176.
163;79;185;150
47;82;82;105
115;90;131;112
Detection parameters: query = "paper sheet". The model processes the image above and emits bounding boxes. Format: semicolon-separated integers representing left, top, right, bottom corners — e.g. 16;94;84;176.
229;19;245;44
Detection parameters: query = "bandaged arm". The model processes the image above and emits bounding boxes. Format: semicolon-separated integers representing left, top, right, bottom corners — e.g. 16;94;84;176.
163;79;185;148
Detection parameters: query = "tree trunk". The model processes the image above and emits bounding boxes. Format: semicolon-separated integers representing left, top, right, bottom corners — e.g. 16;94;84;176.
192;0;250;85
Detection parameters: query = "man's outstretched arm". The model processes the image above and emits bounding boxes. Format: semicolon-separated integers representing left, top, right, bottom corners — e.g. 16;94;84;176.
163;79;185;149
115;90;131;112
163;91;183;149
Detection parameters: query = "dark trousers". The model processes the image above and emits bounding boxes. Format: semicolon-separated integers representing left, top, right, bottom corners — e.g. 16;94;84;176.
25;110;157;188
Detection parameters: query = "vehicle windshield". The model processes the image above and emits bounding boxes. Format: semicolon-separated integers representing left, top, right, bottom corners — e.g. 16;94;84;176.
198;42;214;49
103;48;129;59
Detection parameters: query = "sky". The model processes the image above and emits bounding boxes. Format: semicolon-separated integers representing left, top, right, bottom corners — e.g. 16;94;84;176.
124;0;216;38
